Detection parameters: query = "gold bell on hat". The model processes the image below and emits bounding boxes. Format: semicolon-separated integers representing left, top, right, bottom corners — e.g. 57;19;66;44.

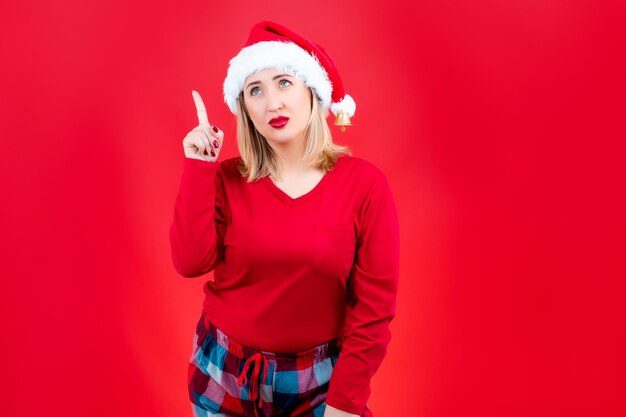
334;110;352;132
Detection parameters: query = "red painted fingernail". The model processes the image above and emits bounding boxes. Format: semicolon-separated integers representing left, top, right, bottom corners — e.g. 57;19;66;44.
212;125;219;133
210;149;216;157
213;140;219;148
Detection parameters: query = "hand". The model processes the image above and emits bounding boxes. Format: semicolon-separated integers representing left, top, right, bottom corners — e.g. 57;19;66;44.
324;404;360;417
182;90;224;162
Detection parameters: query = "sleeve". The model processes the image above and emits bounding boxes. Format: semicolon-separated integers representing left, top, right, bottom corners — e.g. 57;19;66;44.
169;156;230;278
325;171;400;415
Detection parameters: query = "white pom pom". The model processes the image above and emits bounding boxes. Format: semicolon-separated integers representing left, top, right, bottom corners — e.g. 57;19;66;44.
330;94;356;117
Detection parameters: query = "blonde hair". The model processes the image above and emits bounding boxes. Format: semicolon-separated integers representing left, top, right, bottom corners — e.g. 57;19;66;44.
234;87;352;182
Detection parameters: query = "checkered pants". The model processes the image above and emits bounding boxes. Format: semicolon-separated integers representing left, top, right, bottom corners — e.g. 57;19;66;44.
188;310;372;417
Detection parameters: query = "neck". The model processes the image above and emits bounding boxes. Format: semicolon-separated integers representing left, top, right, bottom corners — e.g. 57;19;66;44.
269;133;312;177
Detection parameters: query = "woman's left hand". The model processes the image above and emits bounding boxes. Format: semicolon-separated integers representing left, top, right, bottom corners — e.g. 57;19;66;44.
324;404;360;417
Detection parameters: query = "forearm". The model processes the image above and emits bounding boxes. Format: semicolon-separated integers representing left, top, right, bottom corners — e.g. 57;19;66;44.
169;158;222;277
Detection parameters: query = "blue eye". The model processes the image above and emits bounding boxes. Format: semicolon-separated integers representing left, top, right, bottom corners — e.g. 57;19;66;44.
249;79;291;97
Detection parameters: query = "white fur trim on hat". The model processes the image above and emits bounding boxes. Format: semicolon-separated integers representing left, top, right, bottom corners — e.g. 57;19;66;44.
223;41;333;114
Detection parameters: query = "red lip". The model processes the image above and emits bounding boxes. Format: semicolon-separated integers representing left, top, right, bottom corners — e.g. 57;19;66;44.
269;116;289;128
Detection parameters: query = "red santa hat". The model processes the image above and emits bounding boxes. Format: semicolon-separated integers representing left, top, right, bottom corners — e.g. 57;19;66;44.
223;20;356;130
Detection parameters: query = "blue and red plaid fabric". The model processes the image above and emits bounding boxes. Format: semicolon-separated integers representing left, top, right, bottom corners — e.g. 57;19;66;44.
188;310;371;417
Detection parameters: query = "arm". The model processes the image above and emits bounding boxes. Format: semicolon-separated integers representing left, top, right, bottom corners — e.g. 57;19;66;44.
325;172;400;415
169;157;230;277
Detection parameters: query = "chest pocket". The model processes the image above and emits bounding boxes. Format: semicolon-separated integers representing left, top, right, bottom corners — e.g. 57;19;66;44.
312;223;356;278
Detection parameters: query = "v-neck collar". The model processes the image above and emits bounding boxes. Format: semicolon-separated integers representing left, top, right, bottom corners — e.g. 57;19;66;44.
261;155;348;206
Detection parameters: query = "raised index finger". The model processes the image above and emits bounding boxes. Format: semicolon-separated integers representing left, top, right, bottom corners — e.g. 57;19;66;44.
192;90;209;127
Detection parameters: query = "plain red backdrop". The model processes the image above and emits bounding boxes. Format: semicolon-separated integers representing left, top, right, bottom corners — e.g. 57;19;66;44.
1;1;625;416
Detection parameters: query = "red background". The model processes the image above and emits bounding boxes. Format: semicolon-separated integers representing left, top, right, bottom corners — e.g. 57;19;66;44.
1;1;625;416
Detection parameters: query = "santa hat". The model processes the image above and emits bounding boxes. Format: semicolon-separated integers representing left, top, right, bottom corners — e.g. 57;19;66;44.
223;20;356;131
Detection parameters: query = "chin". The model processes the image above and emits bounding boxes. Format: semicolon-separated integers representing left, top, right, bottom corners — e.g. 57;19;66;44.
264;129;303;143
266;136;296;146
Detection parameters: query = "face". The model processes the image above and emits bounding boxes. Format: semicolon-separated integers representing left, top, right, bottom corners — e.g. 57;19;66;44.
242;67;312;147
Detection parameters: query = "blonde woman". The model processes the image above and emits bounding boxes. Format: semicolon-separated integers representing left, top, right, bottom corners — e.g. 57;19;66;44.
170;20;399;417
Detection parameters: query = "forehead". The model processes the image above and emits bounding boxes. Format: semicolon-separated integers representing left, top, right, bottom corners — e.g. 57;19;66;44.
245;67;297;84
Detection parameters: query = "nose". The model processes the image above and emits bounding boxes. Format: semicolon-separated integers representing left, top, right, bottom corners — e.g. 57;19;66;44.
265;86;283;112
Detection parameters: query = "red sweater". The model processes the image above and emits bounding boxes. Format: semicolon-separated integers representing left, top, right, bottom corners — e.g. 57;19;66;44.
169;154;399;415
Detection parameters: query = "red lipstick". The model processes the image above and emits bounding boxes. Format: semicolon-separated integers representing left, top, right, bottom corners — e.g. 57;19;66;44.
269;116;289;128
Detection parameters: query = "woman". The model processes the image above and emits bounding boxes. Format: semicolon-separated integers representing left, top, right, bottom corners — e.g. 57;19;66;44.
170;21;399;417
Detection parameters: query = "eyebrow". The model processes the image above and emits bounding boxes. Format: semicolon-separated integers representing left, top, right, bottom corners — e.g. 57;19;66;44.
245;74;293;90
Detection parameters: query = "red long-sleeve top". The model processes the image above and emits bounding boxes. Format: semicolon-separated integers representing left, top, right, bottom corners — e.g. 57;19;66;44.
169;154;399;415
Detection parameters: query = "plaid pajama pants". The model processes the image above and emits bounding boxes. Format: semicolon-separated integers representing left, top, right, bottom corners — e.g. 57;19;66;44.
188;310;372;417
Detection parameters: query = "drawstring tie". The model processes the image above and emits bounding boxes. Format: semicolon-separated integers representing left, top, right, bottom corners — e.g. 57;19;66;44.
237;352;269;417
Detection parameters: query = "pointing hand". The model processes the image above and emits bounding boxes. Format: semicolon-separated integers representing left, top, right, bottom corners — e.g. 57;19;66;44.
182;90;224;162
